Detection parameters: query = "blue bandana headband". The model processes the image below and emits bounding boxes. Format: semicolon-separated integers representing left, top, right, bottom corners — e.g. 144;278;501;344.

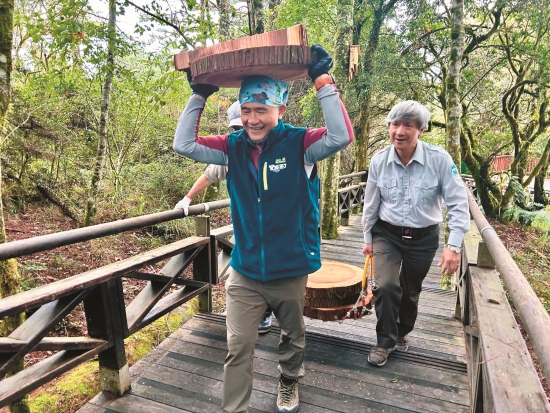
239;75;289;107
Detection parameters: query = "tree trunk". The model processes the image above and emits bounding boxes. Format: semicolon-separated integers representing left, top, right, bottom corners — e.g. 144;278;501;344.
0;2;31;410
266;0;281;31
445;0;464;166
353;1;399;171
319;0;354;239
249;0;265;34
84;0;116;226
320;154;340;239
217;0;230;40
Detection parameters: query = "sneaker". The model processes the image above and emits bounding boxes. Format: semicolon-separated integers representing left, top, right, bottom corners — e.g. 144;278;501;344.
367;346;395;367
276;376;299;413
396;336;409;351
258;312;273;334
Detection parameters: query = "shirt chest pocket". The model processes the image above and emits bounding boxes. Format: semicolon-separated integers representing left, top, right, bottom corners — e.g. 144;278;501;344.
414;178;439;204
377;179;398;203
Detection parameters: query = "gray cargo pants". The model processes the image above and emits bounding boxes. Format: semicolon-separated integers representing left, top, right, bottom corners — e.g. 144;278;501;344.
222;268;308;413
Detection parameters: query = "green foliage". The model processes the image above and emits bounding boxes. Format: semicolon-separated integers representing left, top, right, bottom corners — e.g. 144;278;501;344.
503;204;550;231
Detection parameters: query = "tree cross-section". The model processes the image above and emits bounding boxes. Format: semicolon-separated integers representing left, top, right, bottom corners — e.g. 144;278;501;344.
174;25;312;87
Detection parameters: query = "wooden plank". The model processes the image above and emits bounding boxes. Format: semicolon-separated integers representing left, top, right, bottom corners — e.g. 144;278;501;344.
0;347;107;407
100;393;191;413
469;266;550;411
170;321;468;387
133;284;205;334
0;337;107;352
159;344;468;405
463;220;481;266
0;237;209;319
0;290;90;377
210;224;233;238
156;335;467;411
126;246;204;331
141;361;411;413
76;404;115;413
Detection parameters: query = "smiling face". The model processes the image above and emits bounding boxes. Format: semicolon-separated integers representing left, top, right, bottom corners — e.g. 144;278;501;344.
240;102;286;141
389;119;423;158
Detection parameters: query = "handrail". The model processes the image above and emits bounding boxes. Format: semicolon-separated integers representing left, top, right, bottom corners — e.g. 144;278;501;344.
0;199;230;261
466;185;550;383
338;171;367;180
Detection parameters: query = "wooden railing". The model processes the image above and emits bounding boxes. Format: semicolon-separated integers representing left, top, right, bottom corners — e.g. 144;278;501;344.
337;170;367;226
0;201;233;408
457;187;550;411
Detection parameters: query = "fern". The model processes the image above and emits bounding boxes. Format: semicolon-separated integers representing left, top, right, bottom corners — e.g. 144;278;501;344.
503;205;550;231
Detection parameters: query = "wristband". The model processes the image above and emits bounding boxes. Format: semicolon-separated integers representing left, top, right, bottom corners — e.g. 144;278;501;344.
314;74;335;90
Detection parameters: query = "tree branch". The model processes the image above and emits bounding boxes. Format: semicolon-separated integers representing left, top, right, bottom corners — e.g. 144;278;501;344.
120;0;195;48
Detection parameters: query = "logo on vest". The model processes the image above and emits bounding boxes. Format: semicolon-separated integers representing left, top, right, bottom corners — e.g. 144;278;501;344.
269;162;287;172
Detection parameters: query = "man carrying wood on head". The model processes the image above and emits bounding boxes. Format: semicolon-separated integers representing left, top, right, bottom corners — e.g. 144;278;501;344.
173;44;354;413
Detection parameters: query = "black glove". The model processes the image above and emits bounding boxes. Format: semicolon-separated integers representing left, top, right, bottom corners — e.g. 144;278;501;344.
308;44;333;81
186;71;219;99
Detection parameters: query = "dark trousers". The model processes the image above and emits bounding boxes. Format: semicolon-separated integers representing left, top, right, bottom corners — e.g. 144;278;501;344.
371;221;439;349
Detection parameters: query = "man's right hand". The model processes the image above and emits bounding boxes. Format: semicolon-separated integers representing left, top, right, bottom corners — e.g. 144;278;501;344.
186;71;219;99
174;195;192;215
362;243;373;256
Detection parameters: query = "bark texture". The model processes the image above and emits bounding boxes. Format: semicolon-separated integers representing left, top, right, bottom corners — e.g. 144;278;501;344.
0;2;31;410
445;0;464;166
84;0;116;226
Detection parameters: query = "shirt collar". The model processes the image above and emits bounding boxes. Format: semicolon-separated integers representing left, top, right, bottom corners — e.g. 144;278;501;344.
387;139;425;166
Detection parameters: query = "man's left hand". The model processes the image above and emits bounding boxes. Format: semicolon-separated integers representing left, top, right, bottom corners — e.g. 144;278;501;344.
437;248;460;275
308;44;333;82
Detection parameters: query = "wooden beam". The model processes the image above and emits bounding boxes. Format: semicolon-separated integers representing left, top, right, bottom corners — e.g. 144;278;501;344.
0;290;90;378
0;237;209;319
129;284;207;334
0;347;107;408
126;246;205;331
469;266;550;411
0;337;107;352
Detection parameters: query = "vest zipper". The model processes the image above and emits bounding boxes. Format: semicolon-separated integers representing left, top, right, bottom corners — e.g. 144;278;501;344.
263;161;268;190
258;160;266;281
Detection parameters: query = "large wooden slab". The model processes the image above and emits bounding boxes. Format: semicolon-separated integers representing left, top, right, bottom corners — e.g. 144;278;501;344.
174;25;312;87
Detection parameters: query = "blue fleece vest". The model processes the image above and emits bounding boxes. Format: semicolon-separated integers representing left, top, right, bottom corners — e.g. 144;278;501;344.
226;120;321;281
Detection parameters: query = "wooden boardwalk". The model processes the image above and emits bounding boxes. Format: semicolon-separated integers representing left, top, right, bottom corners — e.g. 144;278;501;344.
78;215;469;413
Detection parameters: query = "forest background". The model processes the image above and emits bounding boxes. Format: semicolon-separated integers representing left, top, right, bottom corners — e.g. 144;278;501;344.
1;0;550;410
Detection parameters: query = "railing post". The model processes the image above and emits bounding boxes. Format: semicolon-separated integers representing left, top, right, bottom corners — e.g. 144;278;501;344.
476;241;495;268
84;279;130;396
195;216;212;312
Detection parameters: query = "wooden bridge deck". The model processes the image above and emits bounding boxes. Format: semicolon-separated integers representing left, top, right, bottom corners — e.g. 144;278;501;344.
78;215;469;413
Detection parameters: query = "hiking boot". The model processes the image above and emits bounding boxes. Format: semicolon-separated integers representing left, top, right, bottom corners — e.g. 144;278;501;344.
258;312;273;334
367;346;395;367
396;336;409;351
276;376;299;413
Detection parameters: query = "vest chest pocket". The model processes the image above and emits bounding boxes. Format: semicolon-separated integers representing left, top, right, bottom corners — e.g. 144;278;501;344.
377;179;398;202
263;160;299;194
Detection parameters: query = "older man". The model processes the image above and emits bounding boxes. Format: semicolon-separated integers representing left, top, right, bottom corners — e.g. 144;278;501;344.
362;100;469;367
173;45;353;413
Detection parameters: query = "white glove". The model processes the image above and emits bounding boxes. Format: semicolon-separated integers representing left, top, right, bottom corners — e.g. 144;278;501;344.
174;196;192;215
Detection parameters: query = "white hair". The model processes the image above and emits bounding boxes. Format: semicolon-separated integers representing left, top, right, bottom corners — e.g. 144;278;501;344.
386;100;431;130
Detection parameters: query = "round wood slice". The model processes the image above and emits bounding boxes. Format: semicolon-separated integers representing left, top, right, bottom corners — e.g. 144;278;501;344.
304;304;369;322
304;261;363;320
190;45;312;88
